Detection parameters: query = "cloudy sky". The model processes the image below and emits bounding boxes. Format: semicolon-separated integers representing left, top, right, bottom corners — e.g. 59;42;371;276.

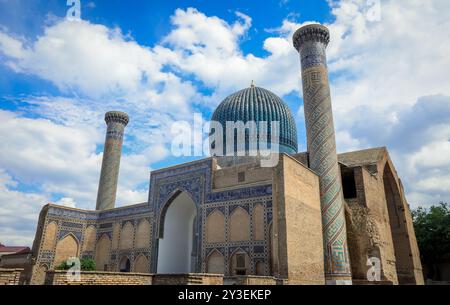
0;0;449;246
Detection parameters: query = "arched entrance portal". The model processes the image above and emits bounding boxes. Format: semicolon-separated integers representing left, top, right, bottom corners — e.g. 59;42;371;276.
157;191;197;273
383;164;415;284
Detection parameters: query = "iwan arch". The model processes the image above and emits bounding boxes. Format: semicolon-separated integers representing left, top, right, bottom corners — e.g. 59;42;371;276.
28;24;423;285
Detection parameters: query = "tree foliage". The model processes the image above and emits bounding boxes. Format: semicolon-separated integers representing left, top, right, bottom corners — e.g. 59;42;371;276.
412;202;450;280
55;257;96;272
80;257;96;271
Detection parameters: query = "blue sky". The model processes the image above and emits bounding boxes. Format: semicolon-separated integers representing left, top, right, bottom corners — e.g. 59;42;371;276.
0;0;450;245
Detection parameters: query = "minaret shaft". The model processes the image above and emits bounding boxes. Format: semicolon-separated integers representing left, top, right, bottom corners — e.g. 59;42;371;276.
96;111;129;211
293;24;352;284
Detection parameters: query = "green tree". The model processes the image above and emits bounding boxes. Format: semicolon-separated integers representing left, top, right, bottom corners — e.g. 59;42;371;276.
80;257;96;271
55;257;96;272
412;202;450;281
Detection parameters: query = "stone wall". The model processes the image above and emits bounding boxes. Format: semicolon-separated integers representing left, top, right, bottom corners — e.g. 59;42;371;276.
344;163;401;285
0;268;23;285
342;148;424;285
152;274;223;285
0;254;33;285
213;161;272;189
224;275;277;285
360;164;398;283
45;270;153;285
353;279;394;285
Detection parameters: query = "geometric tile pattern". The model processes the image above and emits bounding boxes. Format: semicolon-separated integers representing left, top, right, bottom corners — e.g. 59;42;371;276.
38;160;273;277
211;86;298;155
148;158;273;275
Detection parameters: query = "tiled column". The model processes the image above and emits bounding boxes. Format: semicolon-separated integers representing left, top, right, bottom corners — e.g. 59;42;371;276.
293;24;352;284
96;111;129;211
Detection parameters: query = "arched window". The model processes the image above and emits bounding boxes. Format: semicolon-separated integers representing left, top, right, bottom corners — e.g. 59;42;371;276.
230;250;250;275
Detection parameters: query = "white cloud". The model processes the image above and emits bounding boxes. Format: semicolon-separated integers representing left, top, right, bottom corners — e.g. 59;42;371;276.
318;0;450;207
0;31;29;59
0;170;49;246
0;110;101;193
326;0;450;117
54;197;76;208
1;19;160;98
157;8;301;102
0;18;198;117
0;108;166;246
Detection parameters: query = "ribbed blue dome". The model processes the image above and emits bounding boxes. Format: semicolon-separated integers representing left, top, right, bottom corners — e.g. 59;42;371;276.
210;86;298;156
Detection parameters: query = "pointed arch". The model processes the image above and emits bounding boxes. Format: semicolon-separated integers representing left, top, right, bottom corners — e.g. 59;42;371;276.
135;219;151;249
206;209;225;243
206;249;225;274
134;254;149;273
119;256;131;272
229;207;250;242
54;233;79;267
383;162;415;284
158;188;197;239
229;248;250;275
119;221;134;250
95;234;111;271
157;190;198;273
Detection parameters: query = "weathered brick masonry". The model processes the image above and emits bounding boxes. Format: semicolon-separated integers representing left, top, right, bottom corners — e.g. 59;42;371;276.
45;270;152;285
0;268;23;285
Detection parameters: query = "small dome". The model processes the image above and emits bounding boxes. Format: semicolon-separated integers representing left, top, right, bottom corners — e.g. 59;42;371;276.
210;86;298;156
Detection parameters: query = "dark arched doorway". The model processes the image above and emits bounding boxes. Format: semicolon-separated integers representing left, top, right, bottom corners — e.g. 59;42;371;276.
157;191;197;273
119;257;131;272
383;164;415;284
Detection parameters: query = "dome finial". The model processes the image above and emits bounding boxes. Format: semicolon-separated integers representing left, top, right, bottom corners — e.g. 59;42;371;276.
251;80;255;88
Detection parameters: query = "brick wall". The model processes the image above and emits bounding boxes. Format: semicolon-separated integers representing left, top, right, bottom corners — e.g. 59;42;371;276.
224;276;277;285
45;270;153;285
272;155;325;284
152;274;223;285
0;268;23;285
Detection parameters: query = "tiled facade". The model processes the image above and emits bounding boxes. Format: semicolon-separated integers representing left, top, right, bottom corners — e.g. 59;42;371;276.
28;148;424;285
30;157;279;284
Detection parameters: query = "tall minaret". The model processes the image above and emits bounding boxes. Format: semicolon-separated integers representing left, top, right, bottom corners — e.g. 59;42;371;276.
96;111;129;211
293;24;352;284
